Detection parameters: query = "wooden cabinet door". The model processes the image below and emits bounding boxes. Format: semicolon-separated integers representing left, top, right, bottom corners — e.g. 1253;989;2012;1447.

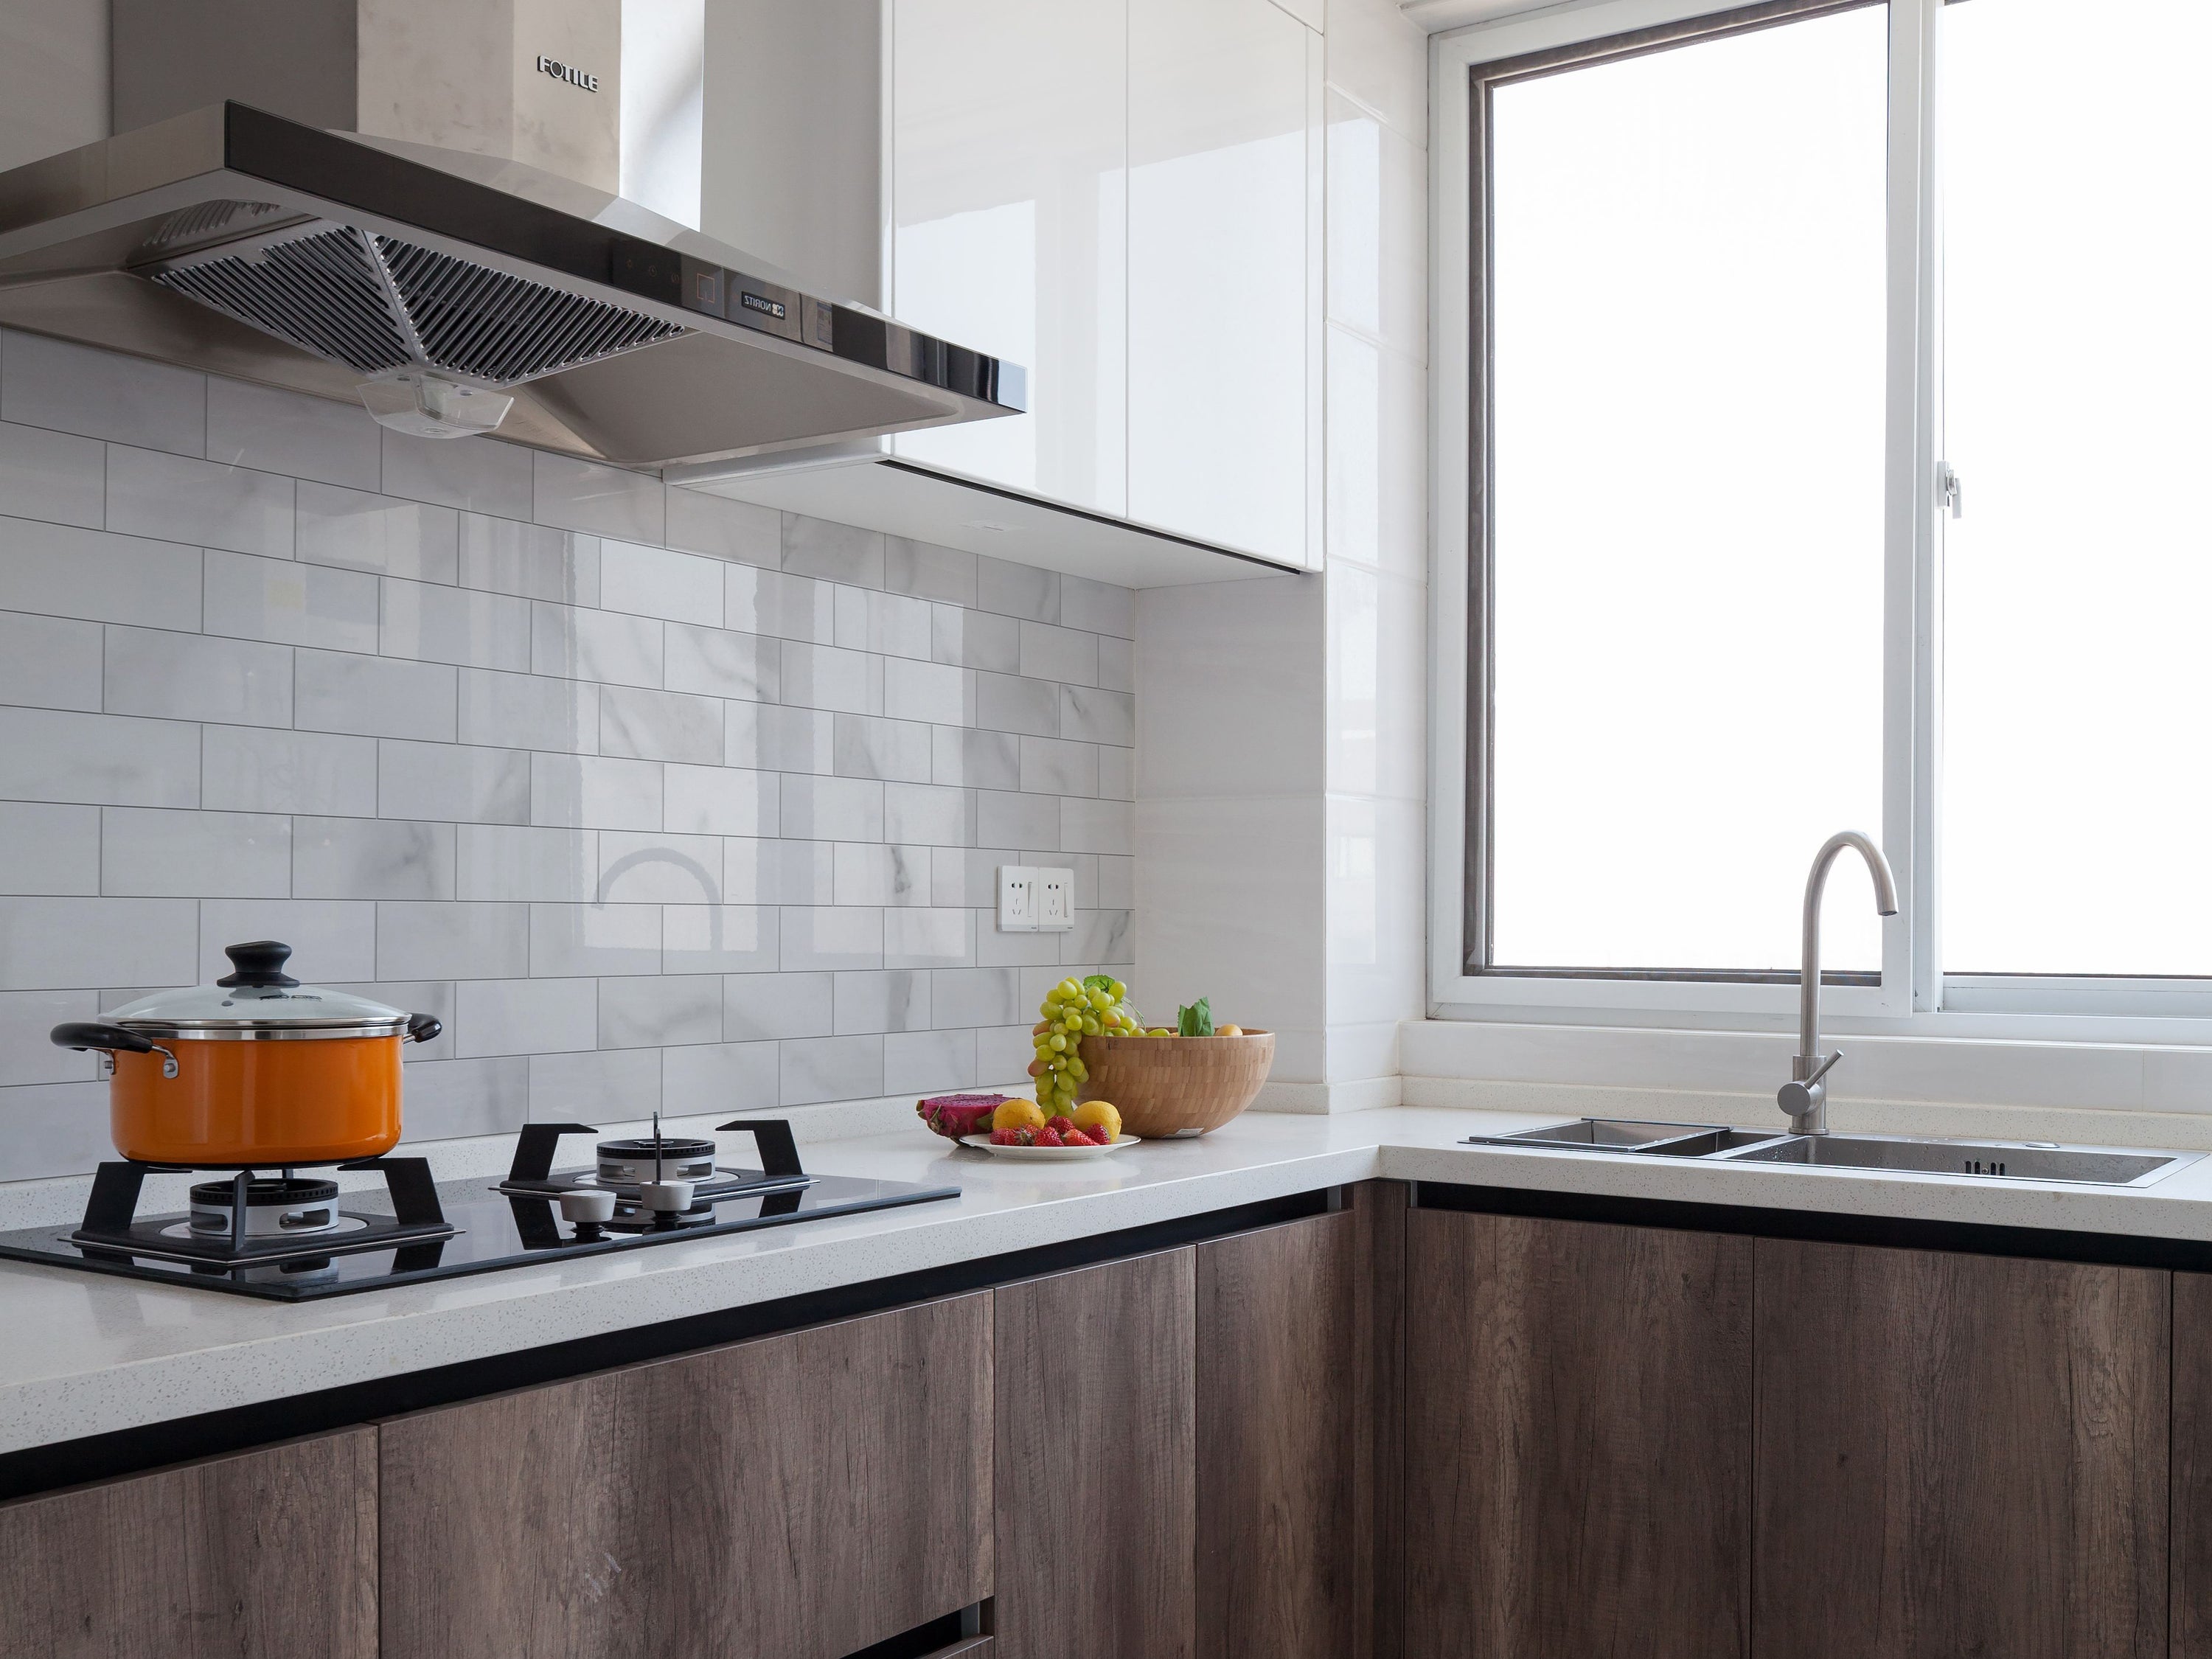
1404;1210;1753;1659
995;1248;1196;1659
0;1427;377;1659
1753;1240;2166;1659
1127;0;1320;566
1194;1203;1381;1659
378;1293;992;1659
2174;1271;2212;1655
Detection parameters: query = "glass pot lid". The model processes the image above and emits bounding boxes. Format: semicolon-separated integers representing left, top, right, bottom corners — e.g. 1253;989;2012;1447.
103;942;409;1033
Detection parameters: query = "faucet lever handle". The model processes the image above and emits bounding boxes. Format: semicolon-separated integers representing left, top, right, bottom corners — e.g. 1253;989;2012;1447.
1804;1048;1842;1088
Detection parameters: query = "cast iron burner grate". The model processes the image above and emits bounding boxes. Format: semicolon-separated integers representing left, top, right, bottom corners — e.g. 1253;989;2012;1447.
69;1157;454;1269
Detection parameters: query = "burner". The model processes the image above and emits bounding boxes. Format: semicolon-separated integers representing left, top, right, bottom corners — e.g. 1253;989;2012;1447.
187;1176;343;1237
594;1135;718;1191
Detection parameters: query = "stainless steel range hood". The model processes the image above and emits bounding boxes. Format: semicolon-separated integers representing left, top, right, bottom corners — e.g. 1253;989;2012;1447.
0;100;1020;467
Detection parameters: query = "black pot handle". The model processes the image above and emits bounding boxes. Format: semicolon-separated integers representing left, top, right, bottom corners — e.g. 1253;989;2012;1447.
52;1023;178;1079
52;1022;156;1054
406;1012;443;1045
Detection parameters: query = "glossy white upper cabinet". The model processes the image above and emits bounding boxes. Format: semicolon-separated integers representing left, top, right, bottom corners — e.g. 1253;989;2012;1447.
1128;0;1321;568
891;1;1129;516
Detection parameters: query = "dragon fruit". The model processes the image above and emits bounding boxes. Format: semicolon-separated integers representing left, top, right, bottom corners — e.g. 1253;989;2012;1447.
917;1092;1012;1141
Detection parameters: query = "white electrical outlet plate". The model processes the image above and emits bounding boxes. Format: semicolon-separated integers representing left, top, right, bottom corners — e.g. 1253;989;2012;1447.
996;865;1037;932
1037;867;1075;932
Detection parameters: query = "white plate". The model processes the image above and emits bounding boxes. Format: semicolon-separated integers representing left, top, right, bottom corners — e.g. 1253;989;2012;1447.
958;1133;1141;1161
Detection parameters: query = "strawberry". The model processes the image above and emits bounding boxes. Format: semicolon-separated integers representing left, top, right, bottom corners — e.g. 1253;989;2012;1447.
1034;1127;1065;1147
1087;1127;1114;1146
1015;1127;1037;1146
1046;1115;1077;1135
990;1127;1018;1145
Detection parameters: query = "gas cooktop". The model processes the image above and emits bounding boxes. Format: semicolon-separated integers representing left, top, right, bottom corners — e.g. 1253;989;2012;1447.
0;1120;958;1301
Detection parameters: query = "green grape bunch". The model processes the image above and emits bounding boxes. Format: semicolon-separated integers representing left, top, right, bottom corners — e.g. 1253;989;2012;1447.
1029;975;1141;1112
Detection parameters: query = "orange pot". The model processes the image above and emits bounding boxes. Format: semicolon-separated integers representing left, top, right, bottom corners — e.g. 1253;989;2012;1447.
52;941;440;1168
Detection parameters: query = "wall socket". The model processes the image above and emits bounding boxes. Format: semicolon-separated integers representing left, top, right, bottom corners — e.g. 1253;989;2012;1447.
997;865;1076;933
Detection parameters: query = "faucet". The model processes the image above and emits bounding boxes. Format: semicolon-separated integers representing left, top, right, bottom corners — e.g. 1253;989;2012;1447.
1778;831;1899;1135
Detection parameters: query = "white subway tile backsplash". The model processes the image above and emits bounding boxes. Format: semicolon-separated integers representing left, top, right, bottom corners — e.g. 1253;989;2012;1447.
781;1034;883;1105
0;897;198;990
599;684;722;764
295;648;457;742
884;1027;975;1094
104;626;291;726
530;752;662;830
532;602;664;688
382;428;533;518
204;549;380;653
534;454;664;542
599;972;720;1048
528;1046;661;1121
886;538;978;608
1096;745;1133;801
782;515;884;588
296;484;461;582
724;970;832;1040
0;707;198;807
375;900;528;980
0;989;100;1084
107;446;293;558
377;739;529;825
459;514;594;602
664;904;779;974
458;667;596;752
976;554;1059;623
198;900;377;983
0;611;101;711
727;702;832;774
0;331;203;455
833;714;933;784
598;831;726;905
0;1081;116;1181
0;335;1133;1180
664;487;779;566
206;378;380;491
457;975;597;1057
383;577;532;672
0;519;201;628
0;804;100;896
661;1040;779;1114
455;824;597;902
529;902;661;977
665;622;776;703
0;421;103;529
102;806;289;897
294;815;455;900
664;763;776;837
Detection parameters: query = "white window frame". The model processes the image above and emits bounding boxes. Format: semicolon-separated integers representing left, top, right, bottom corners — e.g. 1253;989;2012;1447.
1427;0;2212;1048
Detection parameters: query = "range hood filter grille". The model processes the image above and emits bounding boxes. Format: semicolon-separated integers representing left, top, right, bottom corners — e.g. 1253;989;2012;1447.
148;225;687;387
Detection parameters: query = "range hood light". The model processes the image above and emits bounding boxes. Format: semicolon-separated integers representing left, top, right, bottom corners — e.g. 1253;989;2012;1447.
356;372;514;441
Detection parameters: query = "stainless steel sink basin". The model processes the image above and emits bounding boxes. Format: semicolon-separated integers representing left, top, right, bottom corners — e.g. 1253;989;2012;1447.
1717;1133;2199;1187
1458;1119;2201;1187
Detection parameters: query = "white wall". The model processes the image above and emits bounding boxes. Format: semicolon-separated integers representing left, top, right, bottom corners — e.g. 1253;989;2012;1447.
0;0;108;173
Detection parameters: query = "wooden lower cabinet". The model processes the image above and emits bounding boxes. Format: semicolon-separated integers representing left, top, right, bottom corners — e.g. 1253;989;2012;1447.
1753;1239;2168;1659
994;1248;1197;1659
378;1293;992;1659
2174;1271;2212;1655
0;1427;378;1659
1403;1209;1754;1659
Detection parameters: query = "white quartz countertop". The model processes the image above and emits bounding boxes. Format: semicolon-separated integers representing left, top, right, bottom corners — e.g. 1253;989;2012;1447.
11;1103;2212;1457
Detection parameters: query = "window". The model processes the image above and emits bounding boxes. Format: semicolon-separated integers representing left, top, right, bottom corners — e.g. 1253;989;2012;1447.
1439;0;2212;1025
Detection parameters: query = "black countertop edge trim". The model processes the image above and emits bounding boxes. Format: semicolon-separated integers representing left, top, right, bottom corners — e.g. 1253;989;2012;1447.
0;1186;1337;1504
1411;1179;2212;1271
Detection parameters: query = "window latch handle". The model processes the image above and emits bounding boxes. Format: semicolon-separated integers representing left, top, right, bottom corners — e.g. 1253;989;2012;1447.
1939;462;1964;520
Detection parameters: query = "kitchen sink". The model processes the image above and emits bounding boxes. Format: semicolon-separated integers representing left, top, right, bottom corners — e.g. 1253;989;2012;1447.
1460;1119;2202;1187
1717;1133;2198;1187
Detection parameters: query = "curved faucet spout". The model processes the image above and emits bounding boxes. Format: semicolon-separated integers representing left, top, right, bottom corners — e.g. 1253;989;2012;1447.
1784;830;1899;1135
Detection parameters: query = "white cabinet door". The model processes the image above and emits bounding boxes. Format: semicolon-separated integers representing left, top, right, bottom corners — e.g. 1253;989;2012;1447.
890;0;1129;517
1128;0;1319;567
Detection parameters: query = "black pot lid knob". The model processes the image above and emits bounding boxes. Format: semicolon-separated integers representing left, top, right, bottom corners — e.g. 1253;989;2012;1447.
217;940;300;989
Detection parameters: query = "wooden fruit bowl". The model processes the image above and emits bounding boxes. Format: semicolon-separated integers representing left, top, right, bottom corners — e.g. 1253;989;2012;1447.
1074;1029;1276;1138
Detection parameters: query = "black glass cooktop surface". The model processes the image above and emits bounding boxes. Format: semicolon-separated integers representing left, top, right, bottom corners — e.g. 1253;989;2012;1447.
0;1168;959;1301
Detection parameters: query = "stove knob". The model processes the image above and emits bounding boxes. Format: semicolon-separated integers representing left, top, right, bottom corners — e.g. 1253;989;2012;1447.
557;1189;617;1232
641;1178;697;1214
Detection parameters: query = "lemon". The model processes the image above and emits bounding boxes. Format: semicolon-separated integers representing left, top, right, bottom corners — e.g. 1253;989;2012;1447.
1074;1100;1122;1141
992;1098;1046;1133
